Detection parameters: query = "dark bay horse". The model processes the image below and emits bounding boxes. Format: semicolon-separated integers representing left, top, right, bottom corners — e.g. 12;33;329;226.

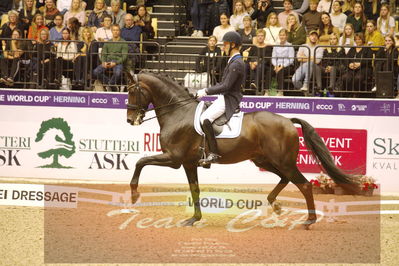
126;72;358;229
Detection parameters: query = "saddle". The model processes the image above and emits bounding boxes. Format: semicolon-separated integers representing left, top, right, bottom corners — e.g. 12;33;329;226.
194;101;244;138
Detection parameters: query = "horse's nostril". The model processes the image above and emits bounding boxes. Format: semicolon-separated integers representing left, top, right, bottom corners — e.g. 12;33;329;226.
127;119;131;124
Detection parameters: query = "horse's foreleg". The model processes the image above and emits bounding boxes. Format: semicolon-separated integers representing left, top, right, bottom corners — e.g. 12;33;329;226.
267;176;289;215
181;164;202;226
130;153;181;204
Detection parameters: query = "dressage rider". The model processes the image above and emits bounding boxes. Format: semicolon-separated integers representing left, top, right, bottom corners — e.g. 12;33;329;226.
196;31;245;166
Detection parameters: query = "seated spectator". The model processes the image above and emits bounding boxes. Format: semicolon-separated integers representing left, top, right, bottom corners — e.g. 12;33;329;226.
292;30;323;92
316;0;333;13
302;0;321;32
40;0;60;27
330;0;347;34
318;12;340;46
55;27;78;84
341;33;373;91
247;29;273;95
278;0;299;29
374;35;398;92
73;26;95;87
31;27;54;87
230;0;248;30
346;2;366;33
0;29;29;86
0;10;25;41
67;17;81;40
320;32;345;93
190;0;212;37
93;24;128;91
363;0;380;22
377;4;395;38
134;5;155;40
49;14;64;40
19;0;40;34
88;0;109;32
121;14;141;41
339;23;355;54
95;14;112;41
244;0;255;17
286;14;306;45
196;35;221;84
365;20;384;51
342;0;355;16
63;0;86;27
264;12;282;45
238;16;256;49
293;0;309;15
28;13;48;40
250;0;275;29
271;29;295;95
110;0;126;29
204;0;230;36
212;13;235;44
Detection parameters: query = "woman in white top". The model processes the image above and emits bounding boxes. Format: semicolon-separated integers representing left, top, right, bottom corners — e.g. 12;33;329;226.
63;0;85;27
330;0;346;34
55;27;78;83
212;13;235;44
229;0;249;30
339;23;355;54
377;4;395;37
317;0;333;13
264;12;282;45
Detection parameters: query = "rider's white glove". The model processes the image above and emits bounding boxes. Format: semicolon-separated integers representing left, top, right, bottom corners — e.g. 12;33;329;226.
196;88;208;99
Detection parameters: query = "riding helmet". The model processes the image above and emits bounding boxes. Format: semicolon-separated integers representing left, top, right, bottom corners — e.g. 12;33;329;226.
222;31;242;46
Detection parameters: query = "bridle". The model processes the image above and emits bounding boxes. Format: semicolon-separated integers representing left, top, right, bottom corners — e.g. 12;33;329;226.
126;74;196;124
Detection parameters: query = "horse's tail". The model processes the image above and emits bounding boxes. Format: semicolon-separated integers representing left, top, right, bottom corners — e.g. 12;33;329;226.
291;118;360;195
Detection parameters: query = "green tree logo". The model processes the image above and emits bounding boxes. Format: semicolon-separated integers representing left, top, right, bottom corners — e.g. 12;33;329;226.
35;118;76;168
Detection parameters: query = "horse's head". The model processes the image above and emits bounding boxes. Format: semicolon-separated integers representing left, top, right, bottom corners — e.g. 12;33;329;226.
126;74;151;126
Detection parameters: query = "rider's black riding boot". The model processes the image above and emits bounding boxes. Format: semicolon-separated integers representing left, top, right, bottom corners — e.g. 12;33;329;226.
199;119;221;166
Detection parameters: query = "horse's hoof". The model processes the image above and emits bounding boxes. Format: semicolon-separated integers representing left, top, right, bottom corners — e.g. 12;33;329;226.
271;201;282;215
131;192;141;204
180;217;200;227
302;219;317;230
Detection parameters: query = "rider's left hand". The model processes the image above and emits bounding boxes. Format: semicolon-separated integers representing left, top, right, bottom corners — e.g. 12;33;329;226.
196;88;208;99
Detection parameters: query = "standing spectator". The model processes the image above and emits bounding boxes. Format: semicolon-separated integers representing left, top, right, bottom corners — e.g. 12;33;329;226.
237;15;256;48
374;35;397;92
317;0;333;13
321;32;345;93
250;0;275;29
32;27;54;87
0;11;25;41
247;29;273;95
365;20;384;51
205;0;230;36
28;13;48;40
287;14;306;45
264;12;282;45
88;0;109;32
212;13;235;44
346;2;366;33
340;33;372;91
55;27;78;85
73;26;95;87
0;29;28;86
39;0;60;27
94;14;112;41
271;29;295;95
49;14;64;40
302;0;321;32
363;0;380;22
318;12;340;46
134;5;155;40
190;0;212;37
278;0;299;29
63;0;86;27
342;0;355;16
110;0;126;29
230;0;248;30
19;0;40;34
67;17;81;40
339;23;355;54
196;35;222;84
244;0;255;17
292;30;323;92
93;24;128;91
377;4;395;38
330;0;347;34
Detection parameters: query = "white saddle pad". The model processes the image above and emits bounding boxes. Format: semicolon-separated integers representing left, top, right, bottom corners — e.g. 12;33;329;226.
194;101;244;138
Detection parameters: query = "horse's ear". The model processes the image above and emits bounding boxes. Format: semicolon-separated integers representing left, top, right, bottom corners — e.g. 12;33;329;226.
125;71;135;85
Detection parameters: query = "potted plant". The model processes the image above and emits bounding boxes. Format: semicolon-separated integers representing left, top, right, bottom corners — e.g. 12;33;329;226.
311;172;335;194
310;179;323;194
359;176;378;196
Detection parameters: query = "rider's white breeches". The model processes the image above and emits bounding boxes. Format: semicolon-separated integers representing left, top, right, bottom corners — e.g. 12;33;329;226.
200;95;225;124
